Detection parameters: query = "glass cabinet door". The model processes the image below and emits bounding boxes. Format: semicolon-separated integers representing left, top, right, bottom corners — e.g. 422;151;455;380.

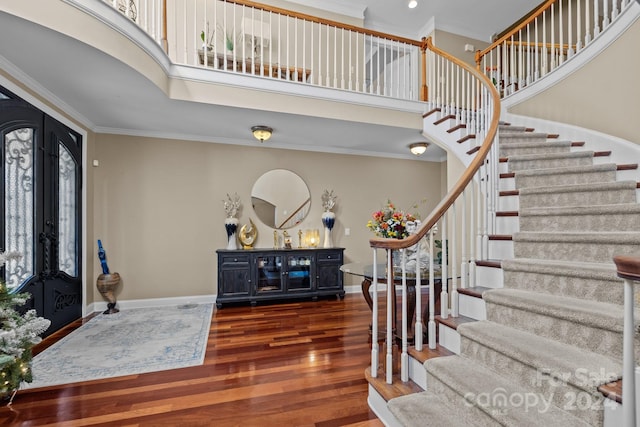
256;255;283;294
286;255;312;292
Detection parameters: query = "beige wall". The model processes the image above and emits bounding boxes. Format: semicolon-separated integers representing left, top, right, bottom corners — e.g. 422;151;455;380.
433;30;490;67
92;134;443;301
508;18;640;145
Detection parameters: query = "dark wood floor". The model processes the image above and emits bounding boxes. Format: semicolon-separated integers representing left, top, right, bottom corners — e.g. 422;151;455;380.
0;295;383;427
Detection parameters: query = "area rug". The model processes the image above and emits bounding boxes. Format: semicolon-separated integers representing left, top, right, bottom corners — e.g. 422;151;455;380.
26;303;213;388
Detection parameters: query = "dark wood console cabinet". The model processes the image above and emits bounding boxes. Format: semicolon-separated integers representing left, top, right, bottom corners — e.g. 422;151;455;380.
216;248;345;308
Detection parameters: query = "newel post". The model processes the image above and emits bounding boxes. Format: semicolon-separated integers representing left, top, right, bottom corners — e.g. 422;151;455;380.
420;37;429;102
613;255;640;427
161;0;169;54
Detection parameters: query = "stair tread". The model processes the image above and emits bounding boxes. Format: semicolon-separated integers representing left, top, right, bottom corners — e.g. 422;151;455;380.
435;314;475;330
365;367;422;402
513;231;640;243
501;258;617;277
458;286;494;298
519;180;637;195
459;321;621;389
598;379;622;404
423;356;590;426
520;203;640;216
514;162;617;177
483;288;627;331
506;150;591;162
475;259;502;268
408;343;454;364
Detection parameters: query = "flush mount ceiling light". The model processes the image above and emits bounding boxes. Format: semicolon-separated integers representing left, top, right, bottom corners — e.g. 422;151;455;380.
408;0;418;9
251;125;273;142
409;142;429;156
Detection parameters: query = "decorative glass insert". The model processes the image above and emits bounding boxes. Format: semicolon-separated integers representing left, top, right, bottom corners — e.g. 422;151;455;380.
58;143;77;277
4;128;35;290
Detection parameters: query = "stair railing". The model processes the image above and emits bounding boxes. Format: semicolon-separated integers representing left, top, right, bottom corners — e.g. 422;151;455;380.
613;255;640;427
105;0;425;101
476;0;635;98
369;37;500;384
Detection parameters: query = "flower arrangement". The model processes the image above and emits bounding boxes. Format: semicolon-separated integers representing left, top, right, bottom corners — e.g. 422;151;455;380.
0;251;51;402
367;200;418;239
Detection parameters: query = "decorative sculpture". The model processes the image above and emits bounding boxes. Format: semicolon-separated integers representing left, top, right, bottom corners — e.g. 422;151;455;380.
223;193;241;250
239;218;258;249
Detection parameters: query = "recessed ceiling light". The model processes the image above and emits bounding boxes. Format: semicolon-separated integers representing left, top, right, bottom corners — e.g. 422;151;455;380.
408;0;418;9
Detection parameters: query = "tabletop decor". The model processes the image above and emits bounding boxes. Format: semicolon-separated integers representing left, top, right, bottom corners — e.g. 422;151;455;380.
0;251;50;403
366;200;417;239
321;189;337;248
223;193;241;250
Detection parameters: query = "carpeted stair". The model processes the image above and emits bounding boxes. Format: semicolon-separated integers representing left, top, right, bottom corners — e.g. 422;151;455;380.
388;126;639;426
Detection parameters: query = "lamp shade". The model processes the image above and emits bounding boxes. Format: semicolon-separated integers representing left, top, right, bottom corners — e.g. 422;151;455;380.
251;125;273;142
409;142;428;156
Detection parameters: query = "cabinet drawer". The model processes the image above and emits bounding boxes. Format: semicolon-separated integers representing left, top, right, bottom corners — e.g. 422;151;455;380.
317;251;343;262
220;254;250;265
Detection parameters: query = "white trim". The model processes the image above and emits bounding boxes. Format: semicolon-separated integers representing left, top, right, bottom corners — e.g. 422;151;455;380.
88;294;217;315
367;384;403;427
283;0;367;21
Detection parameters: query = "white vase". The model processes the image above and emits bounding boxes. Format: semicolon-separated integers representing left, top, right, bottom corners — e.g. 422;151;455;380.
322;211;335;248
225;218;238;250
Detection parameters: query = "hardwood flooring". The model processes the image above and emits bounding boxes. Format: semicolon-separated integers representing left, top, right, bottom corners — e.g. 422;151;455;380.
0;295;383;427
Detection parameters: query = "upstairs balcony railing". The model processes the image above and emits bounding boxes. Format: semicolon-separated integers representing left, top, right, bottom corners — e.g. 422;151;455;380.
477;0;635;97
107;0;425;101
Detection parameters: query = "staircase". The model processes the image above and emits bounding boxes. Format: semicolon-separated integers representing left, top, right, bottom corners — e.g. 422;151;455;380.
383;125;640;426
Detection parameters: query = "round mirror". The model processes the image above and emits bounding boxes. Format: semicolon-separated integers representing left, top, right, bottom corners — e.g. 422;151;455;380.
251;169;311;229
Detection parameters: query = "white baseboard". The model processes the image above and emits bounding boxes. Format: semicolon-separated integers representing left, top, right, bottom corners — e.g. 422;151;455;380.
88;294;217;315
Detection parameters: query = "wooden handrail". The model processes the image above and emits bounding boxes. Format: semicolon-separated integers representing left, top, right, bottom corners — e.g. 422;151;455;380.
476;0;557;61
614;255;640;281
369;37;501;250
221;0;422;47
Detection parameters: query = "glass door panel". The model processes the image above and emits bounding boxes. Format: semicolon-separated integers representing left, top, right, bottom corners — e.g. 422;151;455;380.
57;143;78;277
256;255;283;293
4;127;35;291
287;255;311;291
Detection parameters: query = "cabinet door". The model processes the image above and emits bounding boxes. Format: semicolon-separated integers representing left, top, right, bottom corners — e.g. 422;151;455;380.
316;250;343;290
256;255;284;295
286;254;313;292
219;254;251;297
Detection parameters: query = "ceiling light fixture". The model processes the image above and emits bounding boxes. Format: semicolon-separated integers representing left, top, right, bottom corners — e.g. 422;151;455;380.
251;125;273;142
408;0;418;9
409;142;429;156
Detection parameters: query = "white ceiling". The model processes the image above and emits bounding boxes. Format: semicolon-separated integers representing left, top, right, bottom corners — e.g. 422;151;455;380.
0;1;540;161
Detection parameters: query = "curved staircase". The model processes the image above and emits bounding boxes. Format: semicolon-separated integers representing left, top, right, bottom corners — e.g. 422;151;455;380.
385;124;640;426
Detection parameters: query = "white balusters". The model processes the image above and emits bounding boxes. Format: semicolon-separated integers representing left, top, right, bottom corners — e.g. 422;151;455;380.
400;249;408;382
428;229;436;349
440;214;449;320
371;249;379;378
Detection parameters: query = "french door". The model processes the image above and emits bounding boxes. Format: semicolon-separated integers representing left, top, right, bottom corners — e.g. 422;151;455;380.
1;86;82;336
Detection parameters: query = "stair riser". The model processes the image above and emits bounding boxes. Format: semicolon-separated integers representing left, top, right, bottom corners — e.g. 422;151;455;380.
502;269;624;305
460;338;605;426
488;240;513;260
515;170;617;189
509;156;593;173
485;302;629;360
520;188;637;209
500;177;515;191
498;195;519;211
513;239;639;263
496;215;519;234
519;212;640;232
475;265;504;289
438;323;461;354
458;293;486;320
